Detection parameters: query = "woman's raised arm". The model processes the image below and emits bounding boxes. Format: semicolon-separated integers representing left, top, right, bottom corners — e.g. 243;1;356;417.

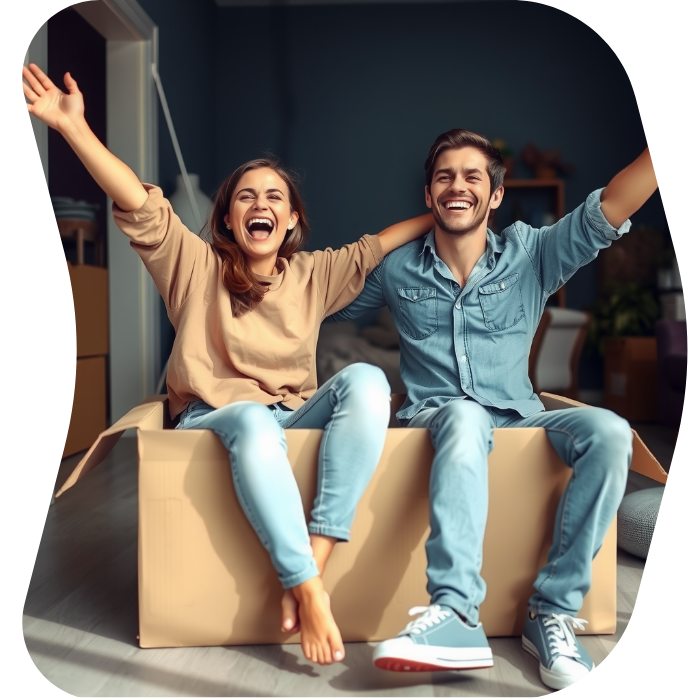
23;63;147;212
375;212;435;255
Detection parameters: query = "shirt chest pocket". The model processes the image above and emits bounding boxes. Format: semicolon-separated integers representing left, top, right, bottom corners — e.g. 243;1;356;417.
397;287;438;340
478;273;525;332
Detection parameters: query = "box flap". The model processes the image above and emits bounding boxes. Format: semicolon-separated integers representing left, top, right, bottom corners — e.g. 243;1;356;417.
626;430;668;484
539;392;587;410
55;395;167;498
540;392;667;484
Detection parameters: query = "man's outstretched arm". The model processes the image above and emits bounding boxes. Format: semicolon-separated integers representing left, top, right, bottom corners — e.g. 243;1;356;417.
600;147;658;229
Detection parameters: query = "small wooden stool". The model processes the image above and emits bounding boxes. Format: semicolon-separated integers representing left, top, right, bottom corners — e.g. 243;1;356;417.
57;218;104;267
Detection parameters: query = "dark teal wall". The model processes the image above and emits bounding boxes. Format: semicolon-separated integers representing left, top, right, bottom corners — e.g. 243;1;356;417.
214;2;666;289
141;0;667;286
139;0;218;198
138;0;668;389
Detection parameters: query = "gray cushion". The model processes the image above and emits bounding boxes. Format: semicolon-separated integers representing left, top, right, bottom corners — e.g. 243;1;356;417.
617;487;664;559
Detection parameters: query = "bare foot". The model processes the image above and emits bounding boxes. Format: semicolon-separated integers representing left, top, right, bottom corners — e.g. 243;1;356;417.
281;588;300;633
293;576;345;665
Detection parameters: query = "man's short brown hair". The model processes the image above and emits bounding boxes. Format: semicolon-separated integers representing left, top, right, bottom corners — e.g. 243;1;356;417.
424;129;507;195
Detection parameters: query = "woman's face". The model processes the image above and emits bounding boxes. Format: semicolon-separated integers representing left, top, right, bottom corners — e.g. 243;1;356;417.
224;167;299;275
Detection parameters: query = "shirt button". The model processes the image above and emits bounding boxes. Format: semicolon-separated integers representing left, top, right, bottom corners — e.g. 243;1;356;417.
461;355;466;362
500;282;505;290
455;302;461;309
413;295;418;300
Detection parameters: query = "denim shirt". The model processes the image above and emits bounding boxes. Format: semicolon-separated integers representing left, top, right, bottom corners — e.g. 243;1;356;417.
330;189;631;422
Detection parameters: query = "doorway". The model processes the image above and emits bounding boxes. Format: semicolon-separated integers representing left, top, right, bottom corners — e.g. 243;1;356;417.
25;0;160;425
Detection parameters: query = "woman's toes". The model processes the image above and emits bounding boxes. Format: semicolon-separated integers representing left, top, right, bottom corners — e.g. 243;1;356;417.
281;590;299;632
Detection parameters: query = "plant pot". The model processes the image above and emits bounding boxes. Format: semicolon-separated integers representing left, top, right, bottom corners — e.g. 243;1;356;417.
603;336;658;421
535;166;556;179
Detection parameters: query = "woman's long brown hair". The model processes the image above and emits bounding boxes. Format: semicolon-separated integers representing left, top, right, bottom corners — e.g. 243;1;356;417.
209;158;309;317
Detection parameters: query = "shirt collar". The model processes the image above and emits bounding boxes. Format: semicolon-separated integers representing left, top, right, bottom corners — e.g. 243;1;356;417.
422;227;505;268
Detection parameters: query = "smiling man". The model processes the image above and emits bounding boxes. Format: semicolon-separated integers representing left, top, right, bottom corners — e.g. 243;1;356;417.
331;129;659;689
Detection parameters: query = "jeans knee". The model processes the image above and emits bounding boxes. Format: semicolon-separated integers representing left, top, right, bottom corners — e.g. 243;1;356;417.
219;403;285;457
433;401;491;438
431;401;492;462
580;408;631;486
589;409;632;456
338;362;390;395
333;362;390;420
226;401;274;429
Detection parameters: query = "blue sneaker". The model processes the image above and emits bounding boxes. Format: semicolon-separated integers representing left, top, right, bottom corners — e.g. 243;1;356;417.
373;605;493;672
522;612;595;690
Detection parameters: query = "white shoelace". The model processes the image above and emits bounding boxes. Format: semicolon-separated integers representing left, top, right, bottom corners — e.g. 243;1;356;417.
543;614;588;659
400;605;452;635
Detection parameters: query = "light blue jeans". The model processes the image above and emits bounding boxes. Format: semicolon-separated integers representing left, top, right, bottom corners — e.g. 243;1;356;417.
176;363;390;589
407;399;631;624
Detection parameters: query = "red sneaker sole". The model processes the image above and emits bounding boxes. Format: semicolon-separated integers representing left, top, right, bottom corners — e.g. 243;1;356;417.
374;657;494;673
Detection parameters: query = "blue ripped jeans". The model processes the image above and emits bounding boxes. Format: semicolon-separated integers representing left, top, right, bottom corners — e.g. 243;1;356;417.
407;399;631;625
176;363;390;589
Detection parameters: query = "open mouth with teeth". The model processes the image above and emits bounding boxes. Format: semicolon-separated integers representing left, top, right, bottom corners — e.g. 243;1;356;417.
443;200;473;211
246;217;276;240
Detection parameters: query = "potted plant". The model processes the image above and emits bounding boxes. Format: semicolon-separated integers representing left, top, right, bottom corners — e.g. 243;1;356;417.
586;282;661;420
587;282;660;357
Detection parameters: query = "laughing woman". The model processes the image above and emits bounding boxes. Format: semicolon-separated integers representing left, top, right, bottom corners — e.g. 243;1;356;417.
24;63;434;665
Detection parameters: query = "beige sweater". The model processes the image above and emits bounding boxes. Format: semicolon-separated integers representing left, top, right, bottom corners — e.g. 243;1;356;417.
112;185;384;419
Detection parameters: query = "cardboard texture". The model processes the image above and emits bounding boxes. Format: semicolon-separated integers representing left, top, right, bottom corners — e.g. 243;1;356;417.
57;393;666;648
67;263;109;358
604;337;658;421
63;263;109;458
63;356;107;458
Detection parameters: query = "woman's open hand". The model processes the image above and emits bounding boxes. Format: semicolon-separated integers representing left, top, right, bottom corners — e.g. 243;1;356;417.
21;62;147;211
23;63;85;134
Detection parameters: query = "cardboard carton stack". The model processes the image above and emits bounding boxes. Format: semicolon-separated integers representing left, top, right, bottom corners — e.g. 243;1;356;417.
63;262;109;458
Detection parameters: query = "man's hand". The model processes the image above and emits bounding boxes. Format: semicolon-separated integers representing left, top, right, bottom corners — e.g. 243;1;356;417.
600;148;658;229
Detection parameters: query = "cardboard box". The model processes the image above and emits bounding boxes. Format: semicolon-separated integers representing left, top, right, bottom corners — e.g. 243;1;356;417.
63;356;107;458
604;337;658;421
67;262;109;358
56;392;666;647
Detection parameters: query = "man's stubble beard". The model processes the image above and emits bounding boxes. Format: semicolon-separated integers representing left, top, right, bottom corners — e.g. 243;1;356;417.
433;204;490;238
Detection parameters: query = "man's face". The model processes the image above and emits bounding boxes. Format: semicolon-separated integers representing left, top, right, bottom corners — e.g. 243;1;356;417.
425;146;503;236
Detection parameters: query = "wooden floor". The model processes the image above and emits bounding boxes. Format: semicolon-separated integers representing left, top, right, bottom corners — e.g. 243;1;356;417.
24;423;672;697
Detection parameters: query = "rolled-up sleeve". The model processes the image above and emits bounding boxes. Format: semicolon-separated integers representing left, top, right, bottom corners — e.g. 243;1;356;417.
516;188;632;295
585;188;632;241
112;184;211;310
312;234;385;316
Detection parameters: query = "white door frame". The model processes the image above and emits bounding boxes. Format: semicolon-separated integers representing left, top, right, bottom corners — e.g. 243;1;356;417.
24;24;49;183
29;0;161;423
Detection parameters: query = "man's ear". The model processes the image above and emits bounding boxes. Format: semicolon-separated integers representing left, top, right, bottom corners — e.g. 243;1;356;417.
489;186;504;211
425;185;433;209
